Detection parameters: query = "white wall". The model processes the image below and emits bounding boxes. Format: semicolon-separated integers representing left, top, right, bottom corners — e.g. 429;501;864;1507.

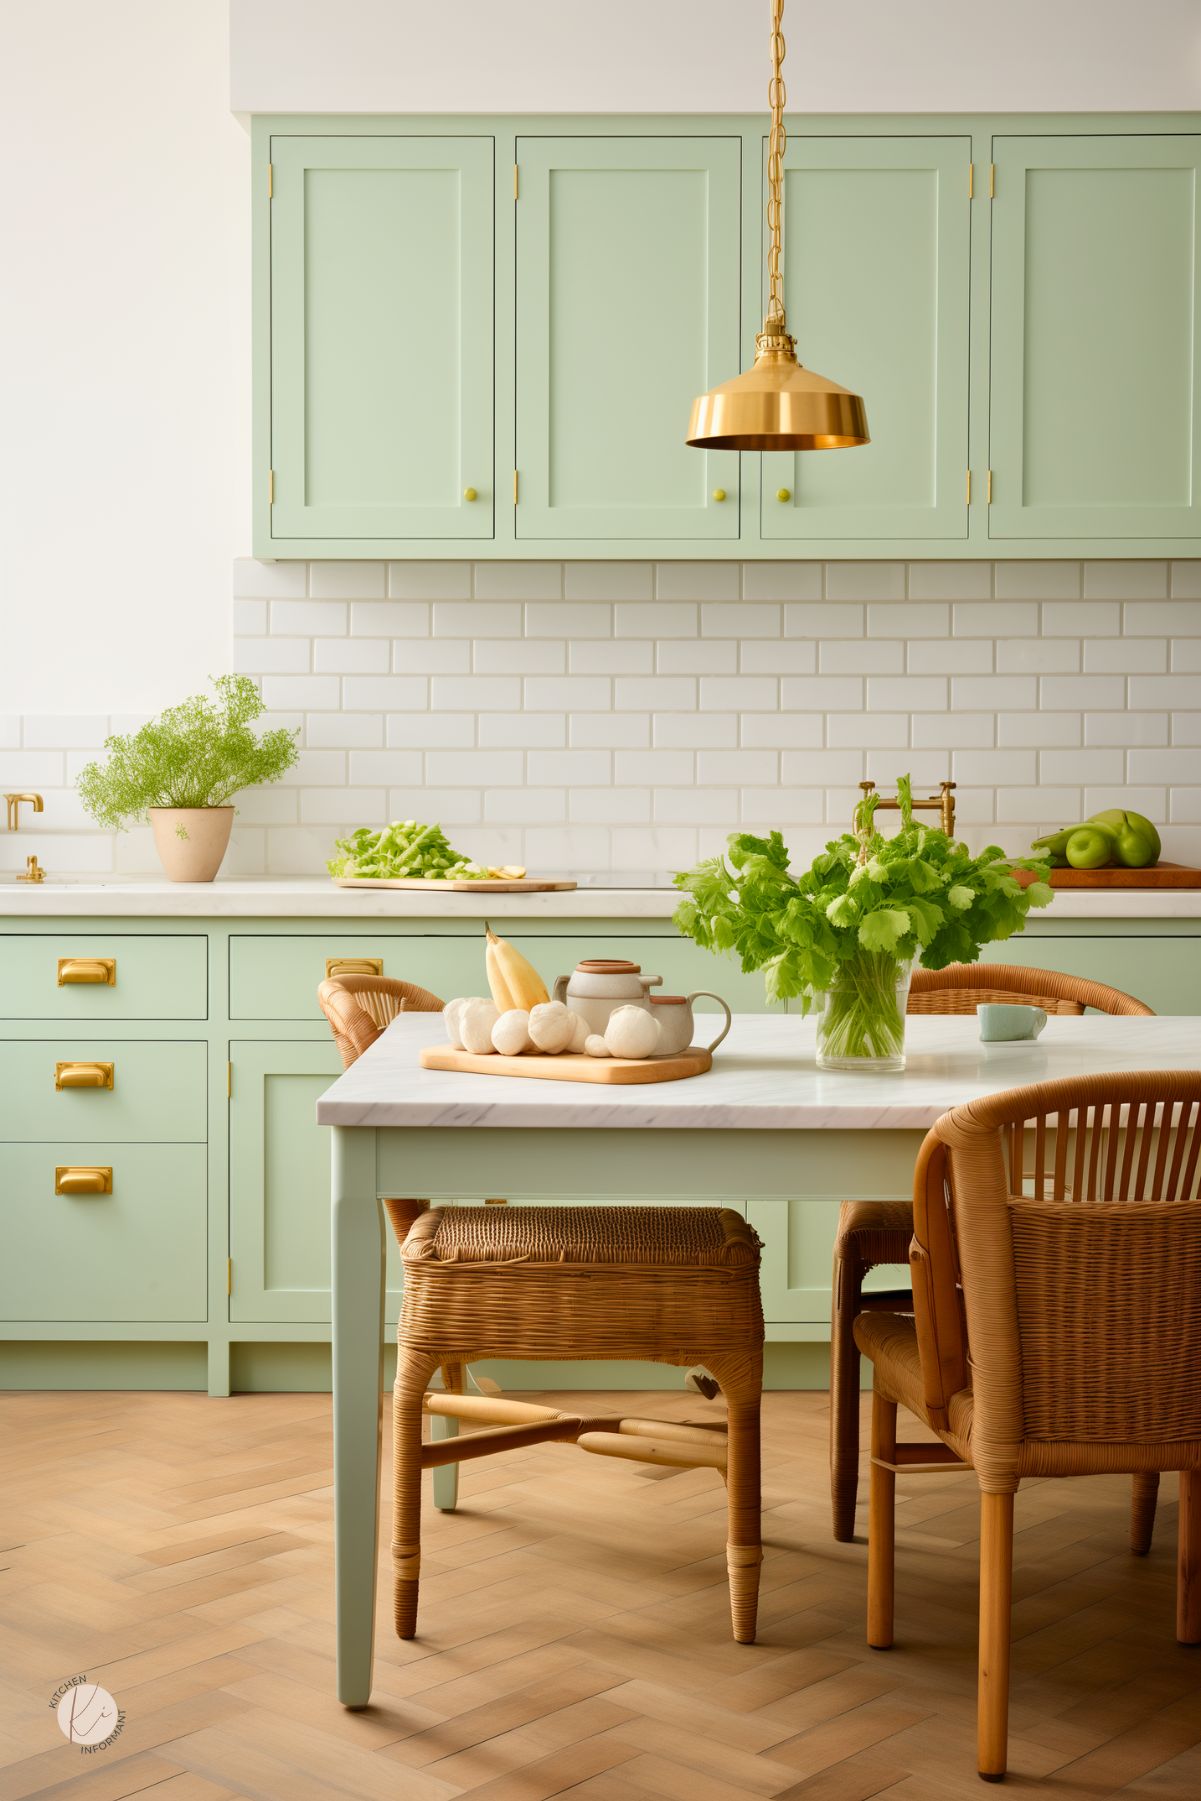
0;0;248;714
230;0;1201;115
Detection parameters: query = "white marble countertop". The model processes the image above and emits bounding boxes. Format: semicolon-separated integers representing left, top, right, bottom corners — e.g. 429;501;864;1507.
315;1011;1201;1130
1;876;1198;921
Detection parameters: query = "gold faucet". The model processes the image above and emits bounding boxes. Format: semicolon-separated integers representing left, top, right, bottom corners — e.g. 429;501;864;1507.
5;792;46;882
859;779;956;838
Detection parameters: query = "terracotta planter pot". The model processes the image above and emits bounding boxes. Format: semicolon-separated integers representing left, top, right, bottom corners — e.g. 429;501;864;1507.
148;808;234;882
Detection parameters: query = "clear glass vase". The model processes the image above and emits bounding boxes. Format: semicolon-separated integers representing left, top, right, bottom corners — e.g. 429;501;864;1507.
815;953;913;1073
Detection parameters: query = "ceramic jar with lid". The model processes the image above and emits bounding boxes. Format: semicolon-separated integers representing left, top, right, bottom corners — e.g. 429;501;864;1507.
552;959;662;1036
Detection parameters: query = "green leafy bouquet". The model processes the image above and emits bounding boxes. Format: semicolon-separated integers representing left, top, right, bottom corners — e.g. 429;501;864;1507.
77;675;299;829
673;776;1053;1064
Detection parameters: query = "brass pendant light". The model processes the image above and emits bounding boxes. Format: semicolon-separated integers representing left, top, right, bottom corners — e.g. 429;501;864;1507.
687;0;869;453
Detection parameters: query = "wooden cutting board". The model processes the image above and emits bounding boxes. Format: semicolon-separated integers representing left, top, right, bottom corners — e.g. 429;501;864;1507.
334;876;578;893
1013;863;1201;889
420;1044;712;1084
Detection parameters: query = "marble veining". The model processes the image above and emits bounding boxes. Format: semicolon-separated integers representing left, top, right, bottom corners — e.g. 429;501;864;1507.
315;1011;1201;1130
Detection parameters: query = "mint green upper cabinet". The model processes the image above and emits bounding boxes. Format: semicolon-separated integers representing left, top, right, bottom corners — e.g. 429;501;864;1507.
989;136;1201;541
762;137;971;542
515;137;741;540
269;136;494;542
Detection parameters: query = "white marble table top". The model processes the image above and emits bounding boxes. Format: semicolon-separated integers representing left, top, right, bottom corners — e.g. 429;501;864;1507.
315;1011;1201;1131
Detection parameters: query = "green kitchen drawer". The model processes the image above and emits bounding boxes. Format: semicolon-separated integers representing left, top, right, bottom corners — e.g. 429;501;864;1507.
0;1041;207;1142
1;1142;206;1322
979;935;1200;1017
0;934;207;1020
229;931;781;1021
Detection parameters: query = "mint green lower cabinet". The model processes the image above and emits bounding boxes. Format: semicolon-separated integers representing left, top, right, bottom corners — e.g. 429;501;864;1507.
3;911;1199;1392
989;135;1201;541
761;136;971;543
1;1143;206;1322
229;1041;404;1324
515;136;741;540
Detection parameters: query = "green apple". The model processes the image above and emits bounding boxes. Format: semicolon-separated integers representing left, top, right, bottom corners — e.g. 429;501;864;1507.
1063;823;1118;870
1087;809;1161;868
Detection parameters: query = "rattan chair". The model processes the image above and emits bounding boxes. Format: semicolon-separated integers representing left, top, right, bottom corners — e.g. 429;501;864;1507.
830;964;1157;1546
855;1072;1201;1781
318;974;766;1648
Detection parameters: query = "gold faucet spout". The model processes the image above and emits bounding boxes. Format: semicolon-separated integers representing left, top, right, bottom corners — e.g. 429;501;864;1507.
5;792;45;831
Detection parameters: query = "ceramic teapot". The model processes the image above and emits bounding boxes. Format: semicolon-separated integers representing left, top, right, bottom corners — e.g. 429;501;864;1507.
552;959;662;1036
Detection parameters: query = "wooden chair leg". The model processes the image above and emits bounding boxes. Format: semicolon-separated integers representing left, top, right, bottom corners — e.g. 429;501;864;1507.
431;1360;463;1514
978;1490;1015;1782
866;1389;897;1650
1177;1469;1201;1645
392;1347;436;1640
712;1354;762;1645
1130;1470;1160;1557
830;1241;866;1541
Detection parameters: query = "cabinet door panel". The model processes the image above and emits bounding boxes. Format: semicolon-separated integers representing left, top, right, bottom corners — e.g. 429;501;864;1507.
270;136;493;541
516;137;741;539
229;1041;404;1323
762;137;971;541
989;136;1201;540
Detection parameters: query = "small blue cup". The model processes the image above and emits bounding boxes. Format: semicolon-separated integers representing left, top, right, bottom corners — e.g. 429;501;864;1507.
978;1003;1048;1042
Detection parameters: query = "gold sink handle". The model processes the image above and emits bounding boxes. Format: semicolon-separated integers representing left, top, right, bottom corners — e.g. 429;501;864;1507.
55;1166;112;1195
57;958;117;986
54;1061;114;1090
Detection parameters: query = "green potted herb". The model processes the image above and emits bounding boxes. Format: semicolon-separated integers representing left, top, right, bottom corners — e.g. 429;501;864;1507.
76;675;299;882
673;776;1053;1071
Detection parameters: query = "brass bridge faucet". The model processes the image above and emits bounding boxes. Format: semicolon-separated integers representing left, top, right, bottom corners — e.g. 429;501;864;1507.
859;779;956;838
4;792;46;882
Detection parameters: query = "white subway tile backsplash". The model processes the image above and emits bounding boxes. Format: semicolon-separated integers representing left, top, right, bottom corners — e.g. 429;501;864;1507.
19;560;1192;881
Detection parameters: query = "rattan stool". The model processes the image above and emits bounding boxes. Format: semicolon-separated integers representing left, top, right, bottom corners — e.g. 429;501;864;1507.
391;1203;765;1645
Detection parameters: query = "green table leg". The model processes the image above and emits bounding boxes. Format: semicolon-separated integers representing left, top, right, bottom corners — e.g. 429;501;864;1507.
331;1127;385;1708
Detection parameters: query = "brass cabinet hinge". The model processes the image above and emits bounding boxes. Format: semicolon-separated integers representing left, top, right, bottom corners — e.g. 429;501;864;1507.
987;468;994;504
226;1061;233;1098
988;162;996;199
268;469;275;505
966;468;972;506
226;1258;233;1296
967;162;974;199
267;161;273;199
513;468;519;505
513;162;519;200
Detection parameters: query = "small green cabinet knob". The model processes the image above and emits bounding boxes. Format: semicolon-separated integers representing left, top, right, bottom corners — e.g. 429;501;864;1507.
712;488;727;503
463;486;478;502
776;487;791;502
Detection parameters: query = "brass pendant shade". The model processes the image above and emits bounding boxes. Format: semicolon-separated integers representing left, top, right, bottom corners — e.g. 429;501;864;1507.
687;0;868;455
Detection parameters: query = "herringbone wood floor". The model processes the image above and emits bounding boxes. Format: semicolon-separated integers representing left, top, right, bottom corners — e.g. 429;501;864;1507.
1;1389;1198;1801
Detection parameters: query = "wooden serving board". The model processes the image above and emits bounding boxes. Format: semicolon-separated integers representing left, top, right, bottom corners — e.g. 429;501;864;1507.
420;1044;712;1084
334;876;577;893
1013;863;1201;889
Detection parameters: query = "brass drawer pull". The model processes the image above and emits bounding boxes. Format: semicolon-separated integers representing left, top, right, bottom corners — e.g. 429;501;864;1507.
325;957;383;979
57;957;117;986
54;1061;114;1090
55;1165;112;1195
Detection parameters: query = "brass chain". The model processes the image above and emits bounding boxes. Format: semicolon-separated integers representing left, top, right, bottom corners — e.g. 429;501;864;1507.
765;0;787;330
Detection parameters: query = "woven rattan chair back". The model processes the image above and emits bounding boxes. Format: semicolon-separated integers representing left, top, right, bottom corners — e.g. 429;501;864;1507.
911;1071;1201;1490
908;962;1153;1017
317;974;444;1069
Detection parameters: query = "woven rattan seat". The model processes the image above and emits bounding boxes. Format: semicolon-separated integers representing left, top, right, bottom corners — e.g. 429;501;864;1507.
856;1071;1201;1780
829;962;1157;1549
317;973;766;1652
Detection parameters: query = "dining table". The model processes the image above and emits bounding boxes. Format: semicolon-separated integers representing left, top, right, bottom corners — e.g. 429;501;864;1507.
316;1007;1199;1705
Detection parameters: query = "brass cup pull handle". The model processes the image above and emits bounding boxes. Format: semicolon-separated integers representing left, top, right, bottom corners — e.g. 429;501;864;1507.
54;1061;114;1090
57;957;116;986
55;1165;112;1195
325;957;383;979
